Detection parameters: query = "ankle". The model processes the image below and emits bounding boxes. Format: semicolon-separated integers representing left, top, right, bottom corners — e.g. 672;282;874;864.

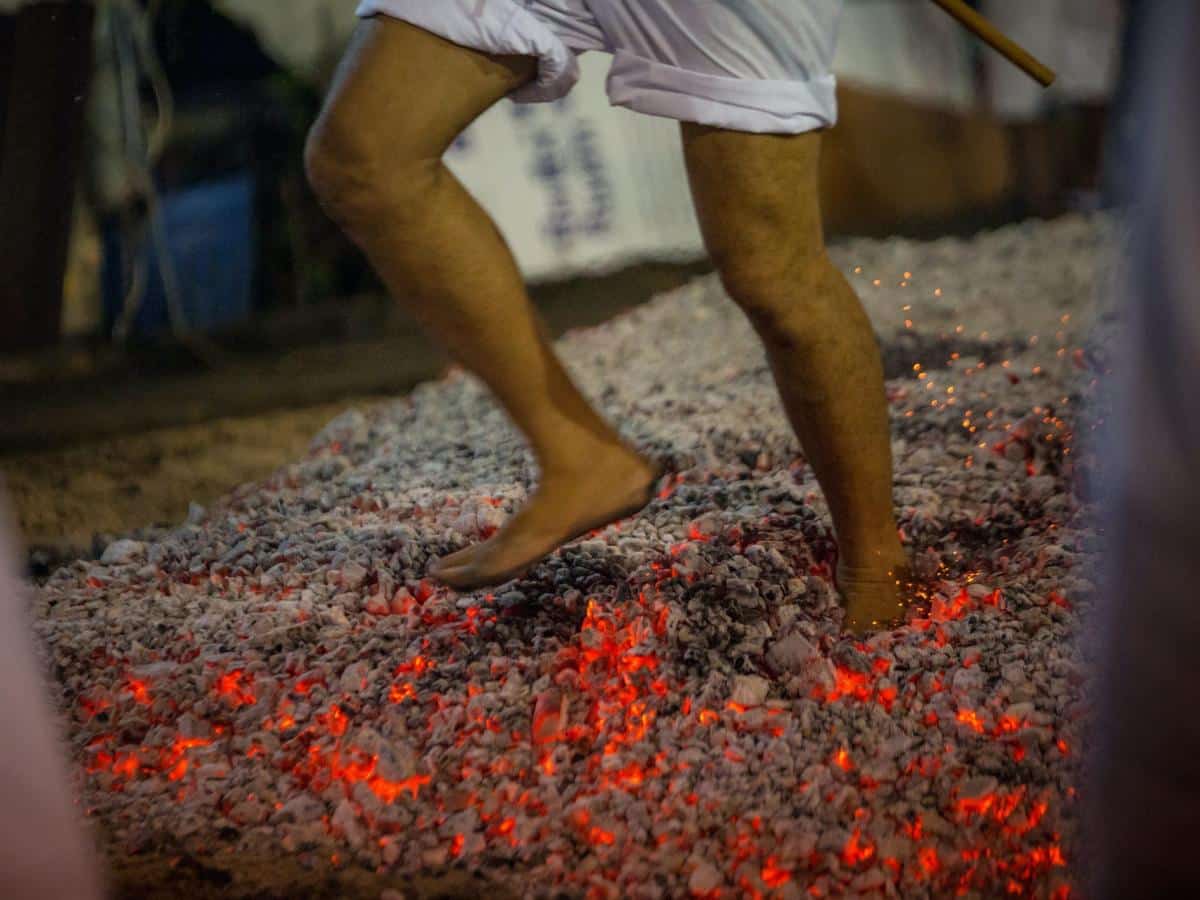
536;438;651;480
836;532;907;574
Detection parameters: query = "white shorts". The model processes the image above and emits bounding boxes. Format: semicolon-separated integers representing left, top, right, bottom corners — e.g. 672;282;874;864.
354;0;843;134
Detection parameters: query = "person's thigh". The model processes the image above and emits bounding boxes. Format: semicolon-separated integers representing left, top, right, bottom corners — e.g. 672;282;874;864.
311;17;537;167
680;122;826;279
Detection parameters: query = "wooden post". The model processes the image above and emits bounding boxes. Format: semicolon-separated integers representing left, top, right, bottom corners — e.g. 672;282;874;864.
929;0;1057;88
0;1;96;351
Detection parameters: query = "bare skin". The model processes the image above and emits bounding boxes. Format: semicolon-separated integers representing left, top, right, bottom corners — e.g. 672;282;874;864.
680;125;909;631
307;19;907;632
306;21;663;591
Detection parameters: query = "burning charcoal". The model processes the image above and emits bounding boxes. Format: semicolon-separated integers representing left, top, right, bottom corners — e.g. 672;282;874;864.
33;217;1106;898
687;860;723;894
364;593;391;616
228;797;269;826
766;632;818;674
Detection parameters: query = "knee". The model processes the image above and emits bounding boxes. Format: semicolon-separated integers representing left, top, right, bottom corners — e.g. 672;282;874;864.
303;114;367;223
713;243;837;340
304;110;438;230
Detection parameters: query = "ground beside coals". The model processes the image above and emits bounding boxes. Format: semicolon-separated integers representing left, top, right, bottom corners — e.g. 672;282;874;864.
35;215;1114;898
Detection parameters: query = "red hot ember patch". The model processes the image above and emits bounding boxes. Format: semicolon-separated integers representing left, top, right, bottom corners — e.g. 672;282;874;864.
39;219;1103;897
59;561;1082;898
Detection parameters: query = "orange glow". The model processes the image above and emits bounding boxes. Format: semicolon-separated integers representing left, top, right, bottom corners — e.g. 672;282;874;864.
113;754;139;778
79;694;113;719
953;786;1027;823
394;656;435;677
368;772;431;804
761;856;791;888
842;827;875;866
492;817;516;837
606;761;651;787
389;682;416;704
997;715;1021;734
125;678;152;706
902;816;923;841
589;826;616;846
917;845;941;878
318;704;349;737
956;708;986;733
214;669;256;707
930;588;972;622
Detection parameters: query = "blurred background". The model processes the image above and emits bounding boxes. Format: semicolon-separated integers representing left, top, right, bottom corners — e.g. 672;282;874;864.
0;0;1124;563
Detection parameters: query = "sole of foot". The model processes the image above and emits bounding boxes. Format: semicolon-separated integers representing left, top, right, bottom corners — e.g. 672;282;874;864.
429;455;667;592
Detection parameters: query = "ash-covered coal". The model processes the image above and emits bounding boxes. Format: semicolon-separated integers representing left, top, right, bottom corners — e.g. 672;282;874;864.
34;215;1112;898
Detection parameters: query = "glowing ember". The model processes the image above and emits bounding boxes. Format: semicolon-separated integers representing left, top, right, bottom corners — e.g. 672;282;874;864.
123;677;152;706
317;704;349;737
589;826;616;847
761;856;791;888
43;217;1099;898
843;828;876;867
388;682;416;704
956;708;987;733
213;669;256;707
917;845;941;878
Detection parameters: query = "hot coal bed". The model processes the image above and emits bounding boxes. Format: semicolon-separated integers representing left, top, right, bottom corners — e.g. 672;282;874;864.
35;217;1109;899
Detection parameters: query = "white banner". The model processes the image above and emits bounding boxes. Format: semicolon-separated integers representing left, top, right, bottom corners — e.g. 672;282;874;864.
445;52;706;283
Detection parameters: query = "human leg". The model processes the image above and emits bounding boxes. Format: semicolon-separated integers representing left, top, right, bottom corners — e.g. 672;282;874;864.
680;123;907;632
306;18;660;589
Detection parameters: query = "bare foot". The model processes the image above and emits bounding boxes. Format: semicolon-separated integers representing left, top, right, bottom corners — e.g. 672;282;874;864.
836;546;912;635
429;448;664;591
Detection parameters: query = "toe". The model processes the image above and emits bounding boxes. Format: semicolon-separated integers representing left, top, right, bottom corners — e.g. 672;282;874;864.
431;546;477;573
430;562;477;590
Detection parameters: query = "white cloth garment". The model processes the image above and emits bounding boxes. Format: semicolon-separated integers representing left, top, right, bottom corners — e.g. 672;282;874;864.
356;0;844;134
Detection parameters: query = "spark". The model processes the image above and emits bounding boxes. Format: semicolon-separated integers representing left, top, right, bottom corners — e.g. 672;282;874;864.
832;748;854;771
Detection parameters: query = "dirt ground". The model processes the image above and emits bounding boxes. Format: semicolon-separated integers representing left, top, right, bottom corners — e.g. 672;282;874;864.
104;844;514;900
2;399;372;559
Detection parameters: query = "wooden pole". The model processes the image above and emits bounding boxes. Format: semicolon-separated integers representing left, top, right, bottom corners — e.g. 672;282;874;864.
929;0;1057;88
